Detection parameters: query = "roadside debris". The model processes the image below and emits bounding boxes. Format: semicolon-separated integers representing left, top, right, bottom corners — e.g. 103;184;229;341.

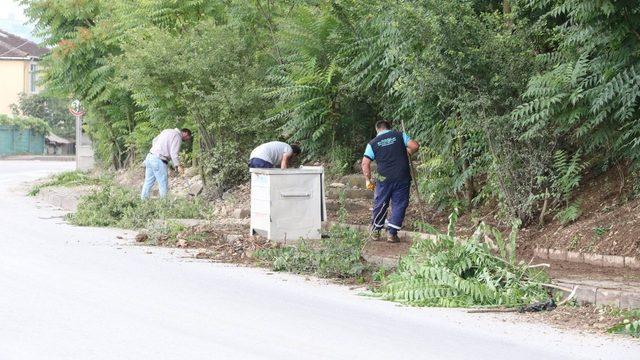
375;215;550;308
146;223;277;263
135;233;149;243
467;299;557;314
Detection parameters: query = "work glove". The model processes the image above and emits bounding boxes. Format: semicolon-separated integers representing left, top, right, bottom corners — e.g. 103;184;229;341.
366;180;376;191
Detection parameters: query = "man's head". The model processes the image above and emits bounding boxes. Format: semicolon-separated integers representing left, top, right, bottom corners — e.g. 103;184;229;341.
181;128;192;142
375;120;392;132
290;144;301;157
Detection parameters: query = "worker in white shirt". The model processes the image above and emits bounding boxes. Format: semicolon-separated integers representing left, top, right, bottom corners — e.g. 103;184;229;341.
141;128;192;199
248;141;301;169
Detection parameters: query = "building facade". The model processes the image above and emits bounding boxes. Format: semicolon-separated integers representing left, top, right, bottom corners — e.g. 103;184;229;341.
0;29;48;115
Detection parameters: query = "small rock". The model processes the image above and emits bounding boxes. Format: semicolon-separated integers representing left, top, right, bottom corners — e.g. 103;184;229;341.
233;208;250;219
184;167;198;177
330;182;346;188
135;233;149;243
186;175;204;194
222;191;234;201
195;252;210;259
176;239;187;248
225;234;243;243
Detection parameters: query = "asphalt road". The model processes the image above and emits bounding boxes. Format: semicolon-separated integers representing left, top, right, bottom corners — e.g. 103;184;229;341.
0;160;638;360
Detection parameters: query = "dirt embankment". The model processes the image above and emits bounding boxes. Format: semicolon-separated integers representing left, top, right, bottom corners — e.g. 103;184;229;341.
521;169;640;258
326;168;640;259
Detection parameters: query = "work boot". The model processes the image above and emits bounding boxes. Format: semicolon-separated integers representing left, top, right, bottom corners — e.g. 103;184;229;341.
386;233;400;243
369;229;382;241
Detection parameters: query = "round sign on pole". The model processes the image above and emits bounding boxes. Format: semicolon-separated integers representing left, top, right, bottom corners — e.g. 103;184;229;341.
68;99;86;117
69;99;85;169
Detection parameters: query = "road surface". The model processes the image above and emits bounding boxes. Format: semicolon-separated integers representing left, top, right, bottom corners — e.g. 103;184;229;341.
0;160;638;360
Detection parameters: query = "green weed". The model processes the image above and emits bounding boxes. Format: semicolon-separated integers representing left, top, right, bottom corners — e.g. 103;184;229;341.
554;201;582;226
67;184;208;229
568;234;579;251
29;171;106;196
593;226;611;238
255;224;369;279
327;145;355;177
608;309;640;338
143;220;188;246
371;267;388;283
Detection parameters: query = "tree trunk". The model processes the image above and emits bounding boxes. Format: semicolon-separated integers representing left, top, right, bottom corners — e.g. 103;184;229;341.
503;0;511;15
458;130;476;209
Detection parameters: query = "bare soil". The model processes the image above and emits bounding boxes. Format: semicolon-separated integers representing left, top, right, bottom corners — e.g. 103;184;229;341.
521;168;640;258
141;222;276;264
326;191;485;237
363;239;411;258
521;304;631;335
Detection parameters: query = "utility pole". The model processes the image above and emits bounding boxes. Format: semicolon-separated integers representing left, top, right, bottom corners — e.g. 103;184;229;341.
68;100;86;170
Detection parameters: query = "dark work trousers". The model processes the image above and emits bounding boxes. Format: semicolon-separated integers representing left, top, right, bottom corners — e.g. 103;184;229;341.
248;158;274;168
371;180;411;235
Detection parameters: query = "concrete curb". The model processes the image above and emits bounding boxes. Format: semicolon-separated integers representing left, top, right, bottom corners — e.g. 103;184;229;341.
36;186;94;212
0;155;74;161
534;247;639;269
554;279;640;309
362;254;399;269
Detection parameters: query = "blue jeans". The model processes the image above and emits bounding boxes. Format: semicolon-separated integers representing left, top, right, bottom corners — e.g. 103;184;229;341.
141;153;169;199
371;180;411;235
248;158;274;168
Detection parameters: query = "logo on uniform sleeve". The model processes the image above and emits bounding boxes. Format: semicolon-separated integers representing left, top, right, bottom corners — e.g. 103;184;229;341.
377;137;397;147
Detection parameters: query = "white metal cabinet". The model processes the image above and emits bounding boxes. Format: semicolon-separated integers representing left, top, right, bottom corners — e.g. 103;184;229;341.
250;167;326;241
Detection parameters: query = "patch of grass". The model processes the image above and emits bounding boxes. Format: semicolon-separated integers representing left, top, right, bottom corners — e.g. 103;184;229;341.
593;225;611;238
255;224;369;280
144;220;188;246
67;184;209;229
568;234;580;251
28;171;106;196
554;201;582;225
371;266;388;283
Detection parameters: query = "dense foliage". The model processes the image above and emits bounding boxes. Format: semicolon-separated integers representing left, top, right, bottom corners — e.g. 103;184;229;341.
0;114;50;133
22;0;640;222
11;92;75;139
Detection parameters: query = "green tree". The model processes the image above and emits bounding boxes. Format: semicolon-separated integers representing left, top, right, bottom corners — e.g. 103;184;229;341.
11;92;75;139
515;0;640;166
266;3;375;160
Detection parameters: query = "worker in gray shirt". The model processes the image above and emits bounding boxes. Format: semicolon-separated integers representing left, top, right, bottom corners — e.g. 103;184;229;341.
248;141;301;169
141;128;192;199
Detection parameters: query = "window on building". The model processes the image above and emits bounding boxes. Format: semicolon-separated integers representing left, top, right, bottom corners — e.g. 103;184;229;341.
30;63;38;93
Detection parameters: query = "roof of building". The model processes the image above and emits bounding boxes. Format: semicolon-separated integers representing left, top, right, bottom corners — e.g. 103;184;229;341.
0;29;48;59
45;133;74;145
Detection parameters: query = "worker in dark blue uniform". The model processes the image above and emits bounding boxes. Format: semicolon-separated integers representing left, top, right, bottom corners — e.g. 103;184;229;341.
362;120;420;242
